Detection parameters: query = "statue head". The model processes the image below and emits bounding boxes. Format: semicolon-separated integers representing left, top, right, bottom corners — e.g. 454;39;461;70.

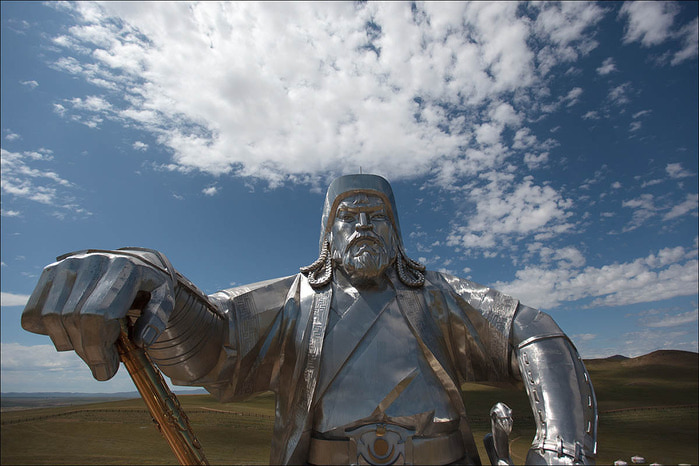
301;174;424;288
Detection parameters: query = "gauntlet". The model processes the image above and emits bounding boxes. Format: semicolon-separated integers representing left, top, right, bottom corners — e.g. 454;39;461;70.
512;305;597;464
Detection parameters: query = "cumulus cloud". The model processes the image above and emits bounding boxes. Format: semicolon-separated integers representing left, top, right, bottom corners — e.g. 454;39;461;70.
666;162;694;179
620;191;697;231
1;292;30;306
494;245;699;310
596;57;617;75
619;2;698;66
564;87;583;107
608;82;632;106
44;2;605;189
619;1;679;47
202;185;218;196
132;141;148;151
447;172;573;255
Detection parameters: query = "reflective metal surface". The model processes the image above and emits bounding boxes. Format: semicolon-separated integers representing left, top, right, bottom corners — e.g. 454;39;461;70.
21;174;598;465
484;402;514;466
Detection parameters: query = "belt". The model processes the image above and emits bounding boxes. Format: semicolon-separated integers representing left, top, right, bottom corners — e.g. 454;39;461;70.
308;424;465;465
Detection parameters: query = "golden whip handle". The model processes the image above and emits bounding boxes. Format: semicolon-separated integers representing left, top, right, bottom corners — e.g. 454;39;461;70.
116;319;209;465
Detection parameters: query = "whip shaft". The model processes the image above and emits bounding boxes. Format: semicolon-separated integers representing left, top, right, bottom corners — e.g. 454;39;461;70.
116;320;209;465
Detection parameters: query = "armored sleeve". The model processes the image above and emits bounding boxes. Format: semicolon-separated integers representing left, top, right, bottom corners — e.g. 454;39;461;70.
149;274;297;402
511;304;598;463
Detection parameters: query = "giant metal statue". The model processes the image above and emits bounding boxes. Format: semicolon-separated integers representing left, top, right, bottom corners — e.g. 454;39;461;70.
22;174;597;465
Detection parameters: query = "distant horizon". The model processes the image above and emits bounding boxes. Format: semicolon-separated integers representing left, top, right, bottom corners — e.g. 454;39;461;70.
1;388;208;396
3;348;696;396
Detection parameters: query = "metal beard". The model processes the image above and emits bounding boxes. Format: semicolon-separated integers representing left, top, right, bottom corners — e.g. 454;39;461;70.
301;241;425;288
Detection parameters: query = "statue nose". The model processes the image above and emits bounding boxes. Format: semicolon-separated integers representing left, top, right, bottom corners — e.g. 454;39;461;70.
356;212;373;231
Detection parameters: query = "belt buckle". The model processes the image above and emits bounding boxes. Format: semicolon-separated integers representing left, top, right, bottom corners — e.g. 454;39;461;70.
346;423;414;465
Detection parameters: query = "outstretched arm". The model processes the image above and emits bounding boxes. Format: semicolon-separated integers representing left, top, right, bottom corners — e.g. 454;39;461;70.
510;304;597;465
21;247;227;383
22;247;297;400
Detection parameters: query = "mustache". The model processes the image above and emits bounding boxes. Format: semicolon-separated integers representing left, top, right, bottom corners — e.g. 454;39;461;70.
345;232;384;253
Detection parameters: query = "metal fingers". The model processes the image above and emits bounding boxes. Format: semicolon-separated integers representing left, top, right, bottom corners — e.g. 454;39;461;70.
133;280;176;347
21;252;175;381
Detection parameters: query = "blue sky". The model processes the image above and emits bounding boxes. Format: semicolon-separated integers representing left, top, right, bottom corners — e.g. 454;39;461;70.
1;2;697;393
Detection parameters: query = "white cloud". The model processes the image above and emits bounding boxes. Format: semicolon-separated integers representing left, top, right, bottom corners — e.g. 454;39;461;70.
1;343;84;372
0;342;136;393
523;152;549;170
582;110;599;120
671;17;698;65
642;308;698;328
664;193;699;220
1;292;30;306
666;162;694;179
132;141;148;151
619;2;697;67
1;209;21;217
640;178;663;188
608;82;632;106
632;109;652;119
44;2;606;189
447;172;573;255
494;245;699;310
70;95;112;112
621;193;657;231
4;132;21;141
596;57;617;75
0;148;88;216
202;185;218;196
564;87;583;107
619;1;679;47
19;79;39;89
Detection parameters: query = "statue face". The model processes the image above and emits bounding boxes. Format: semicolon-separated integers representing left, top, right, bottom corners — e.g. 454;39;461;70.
329;193;398;284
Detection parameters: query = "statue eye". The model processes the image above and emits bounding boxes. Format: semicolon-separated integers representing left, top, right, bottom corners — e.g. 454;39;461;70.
371;213;387;221
337;211;355;222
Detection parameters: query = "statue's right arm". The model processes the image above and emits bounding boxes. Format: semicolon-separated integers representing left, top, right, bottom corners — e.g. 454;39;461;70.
21;247;295;400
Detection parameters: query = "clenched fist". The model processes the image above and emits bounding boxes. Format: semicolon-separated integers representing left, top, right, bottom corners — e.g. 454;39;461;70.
21;248;177;381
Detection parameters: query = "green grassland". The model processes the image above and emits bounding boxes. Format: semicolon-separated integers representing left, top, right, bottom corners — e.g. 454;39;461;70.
2;350;696;465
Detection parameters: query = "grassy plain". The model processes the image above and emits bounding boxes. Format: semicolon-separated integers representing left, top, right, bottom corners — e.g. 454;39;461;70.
2;350;696;465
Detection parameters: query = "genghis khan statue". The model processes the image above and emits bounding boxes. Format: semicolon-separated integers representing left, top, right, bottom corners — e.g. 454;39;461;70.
22;174;597;465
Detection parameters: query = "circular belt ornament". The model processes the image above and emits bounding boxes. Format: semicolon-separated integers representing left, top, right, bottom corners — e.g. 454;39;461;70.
348;423;413;465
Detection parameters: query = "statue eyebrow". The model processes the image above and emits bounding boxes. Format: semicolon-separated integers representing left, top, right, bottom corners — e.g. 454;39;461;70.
336;204;385;214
